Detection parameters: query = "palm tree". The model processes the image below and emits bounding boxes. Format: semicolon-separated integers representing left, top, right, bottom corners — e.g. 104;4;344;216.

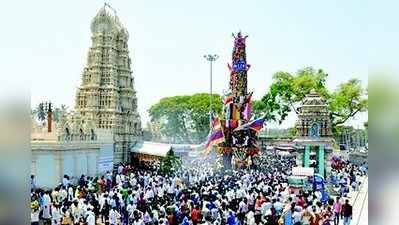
36;103;46;122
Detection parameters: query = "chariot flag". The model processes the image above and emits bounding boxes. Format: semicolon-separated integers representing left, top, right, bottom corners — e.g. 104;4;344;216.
234;116;266;132
243;102;252;121
225;119;238;129
223;96;233;105
204;113;225;154
227;63;233;72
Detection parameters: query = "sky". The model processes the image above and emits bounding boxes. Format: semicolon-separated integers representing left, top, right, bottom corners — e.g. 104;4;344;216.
0;0;375;129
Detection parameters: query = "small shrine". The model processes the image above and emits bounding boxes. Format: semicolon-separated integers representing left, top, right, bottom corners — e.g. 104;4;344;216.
293;90;334;177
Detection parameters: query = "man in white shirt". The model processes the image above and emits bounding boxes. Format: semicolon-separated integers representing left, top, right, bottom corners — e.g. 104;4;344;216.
118;164;124;174
71;200;82;224
86;208;96;225
109;207;121;225
116;173;122;186
31;206;40;225
62;175;69;188
292;206;302;225
42;191;52;223
126;202;136;224
51;203;62;225
59;187;67;203
238;199;248;214
238;198;248;223
157;185;164;199
145;187;154;200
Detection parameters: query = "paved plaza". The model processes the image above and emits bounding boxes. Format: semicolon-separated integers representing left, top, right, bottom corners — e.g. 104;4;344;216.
348;177;368;225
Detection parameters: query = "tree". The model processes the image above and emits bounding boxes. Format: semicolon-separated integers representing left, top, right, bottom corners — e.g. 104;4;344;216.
51;104;67;122
148;93;222;143
328;79;368;127
160;150;182;174
53;107;61;122
287;127;297;138
252;100;274;120
36;103;46;122
259;67;367;130
261;67;329;124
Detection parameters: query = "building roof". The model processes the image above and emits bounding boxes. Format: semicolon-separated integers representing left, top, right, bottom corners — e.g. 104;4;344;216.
274;144;296;151
131;142;172;157
292;167;314;176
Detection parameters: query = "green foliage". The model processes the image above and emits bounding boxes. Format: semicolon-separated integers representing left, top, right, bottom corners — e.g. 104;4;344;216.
52;108;60;122
32;103;68;122
258;67;367;129
36;103;46;121
160;150;181;174
148;93;223;143
328;79;368;126
52;104;68;122
252;100;274;120
261;67;329;124
287;127;297;138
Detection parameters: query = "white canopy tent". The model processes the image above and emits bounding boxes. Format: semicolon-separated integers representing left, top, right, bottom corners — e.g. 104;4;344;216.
131;142;172;160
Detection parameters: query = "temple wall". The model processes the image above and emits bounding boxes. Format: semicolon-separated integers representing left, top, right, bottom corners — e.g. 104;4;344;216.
31;141;112;188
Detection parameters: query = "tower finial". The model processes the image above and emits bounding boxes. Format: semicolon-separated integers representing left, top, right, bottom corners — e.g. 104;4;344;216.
104;1;117;16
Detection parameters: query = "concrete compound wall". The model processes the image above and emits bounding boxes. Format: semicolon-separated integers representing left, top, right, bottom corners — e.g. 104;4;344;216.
31;142;114;188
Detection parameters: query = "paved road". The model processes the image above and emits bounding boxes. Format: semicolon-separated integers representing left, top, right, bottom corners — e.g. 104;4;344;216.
342;176;368;225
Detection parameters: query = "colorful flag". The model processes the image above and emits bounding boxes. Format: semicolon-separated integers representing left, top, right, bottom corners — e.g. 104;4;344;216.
227;63;233;72
232;104;240;120
243;102;252;121
223;96;233;105
204;113;225;154
226;103;233;120
234;117;266;132
245;92;253;103
225;119;238;129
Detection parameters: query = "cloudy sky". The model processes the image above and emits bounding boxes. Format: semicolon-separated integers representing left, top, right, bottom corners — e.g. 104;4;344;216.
1;0;377;128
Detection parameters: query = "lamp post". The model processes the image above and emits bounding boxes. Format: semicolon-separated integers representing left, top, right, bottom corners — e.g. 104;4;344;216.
203;54;219;113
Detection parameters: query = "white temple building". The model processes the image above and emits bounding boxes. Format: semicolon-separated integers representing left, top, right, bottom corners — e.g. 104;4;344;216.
31;4;142;188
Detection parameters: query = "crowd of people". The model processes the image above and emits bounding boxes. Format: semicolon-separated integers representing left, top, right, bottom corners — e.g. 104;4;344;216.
31;153;366;225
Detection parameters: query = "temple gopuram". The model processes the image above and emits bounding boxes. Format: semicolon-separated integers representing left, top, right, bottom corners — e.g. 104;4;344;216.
31;4;143;187
74;4;142;164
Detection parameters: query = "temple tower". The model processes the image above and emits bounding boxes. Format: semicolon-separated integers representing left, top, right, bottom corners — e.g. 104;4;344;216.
75;4;142;164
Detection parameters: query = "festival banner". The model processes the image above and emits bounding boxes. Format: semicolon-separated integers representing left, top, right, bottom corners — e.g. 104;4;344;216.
234;117;266;132
204;113;225;154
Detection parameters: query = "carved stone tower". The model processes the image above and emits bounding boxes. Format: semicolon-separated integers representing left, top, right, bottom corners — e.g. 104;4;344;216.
75;4;142;164
293;90;334;177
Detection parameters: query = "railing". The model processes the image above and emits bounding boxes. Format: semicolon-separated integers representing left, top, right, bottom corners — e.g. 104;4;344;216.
58;133;98;142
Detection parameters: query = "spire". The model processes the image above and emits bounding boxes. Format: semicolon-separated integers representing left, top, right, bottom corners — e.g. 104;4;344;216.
230;31;249;97
91;3;123;34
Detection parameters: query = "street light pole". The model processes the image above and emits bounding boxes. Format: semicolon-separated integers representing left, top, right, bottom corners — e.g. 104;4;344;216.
203;54;219;113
